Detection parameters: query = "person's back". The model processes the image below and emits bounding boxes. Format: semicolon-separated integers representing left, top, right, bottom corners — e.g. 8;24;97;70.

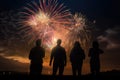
52;45;66;63
70;41;85;76
88;41;103;75
29;39;45;75
29;46;45;63
70;46;85;63
89;48;103;61
49;39;66;76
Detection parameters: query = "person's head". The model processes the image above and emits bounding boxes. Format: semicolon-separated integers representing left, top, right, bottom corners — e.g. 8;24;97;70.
36;39;41;46
92;41;99;48
74;41;81;47
57;39;62;46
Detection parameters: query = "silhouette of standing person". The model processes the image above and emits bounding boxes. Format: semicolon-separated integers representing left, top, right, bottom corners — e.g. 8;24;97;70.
49;39;67;76
88;41;104;75
70;41;85;76
29;39;45;75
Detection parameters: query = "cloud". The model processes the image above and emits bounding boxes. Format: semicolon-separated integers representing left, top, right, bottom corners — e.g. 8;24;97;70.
97;25;120;50
0;55;28;72
97;25;120;69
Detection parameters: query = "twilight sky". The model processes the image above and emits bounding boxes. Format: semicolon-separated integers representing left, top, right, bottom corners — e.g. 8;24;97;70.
0;0;120;75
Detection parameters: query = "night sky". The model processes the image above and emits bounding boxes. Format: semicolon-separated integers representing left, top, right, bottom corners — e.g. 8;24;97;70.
0;0;120;21
0;0;120;75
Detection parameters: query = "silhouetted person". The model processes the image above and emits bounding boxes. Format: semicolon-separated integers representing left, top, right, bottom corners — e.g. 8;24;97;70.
49;39;67;76
88;41;104;75
29;39;45;75
70;41;85;76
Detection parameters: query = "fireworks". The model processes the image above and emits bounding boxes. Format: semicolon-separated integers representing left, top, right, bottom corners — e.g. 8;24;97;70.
66;13;92;53
0;0;94;67
19;0;72;48
18;0;92;52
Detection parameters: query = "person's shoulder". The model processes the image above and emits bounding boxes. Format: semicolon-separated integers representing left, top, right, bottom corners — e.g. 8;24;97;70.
39;46;45;51
53;46;57;49
52;46;57;50
30;47;36;52
61;46;66;51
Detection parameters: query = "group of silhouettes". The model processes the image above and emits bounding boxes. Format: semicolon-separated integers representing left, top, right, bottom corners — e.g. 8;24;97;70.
29;39;103;76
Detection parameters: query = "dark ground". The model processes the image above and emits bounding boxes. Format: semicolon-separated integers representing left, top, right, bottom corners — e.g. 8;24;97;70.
0;70;120;80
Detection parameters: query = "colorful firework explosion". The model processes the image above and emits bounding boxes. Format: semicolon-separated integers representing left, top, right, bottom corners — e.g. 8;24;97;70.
66;13;92;53
19;0;72;48
18;0;92;53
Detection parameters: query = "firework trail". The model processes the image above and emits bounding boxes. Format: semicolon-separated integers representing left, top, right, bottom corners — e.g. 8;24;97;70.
18;0;93;54
19;0;72;47
0;0;94;65
66;13;92;53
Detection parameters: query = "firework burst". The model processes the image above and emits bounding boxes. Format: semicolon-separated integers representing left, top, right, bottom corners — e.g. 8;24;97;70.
18;0;93;53
19;0;72;48
66;13;92;53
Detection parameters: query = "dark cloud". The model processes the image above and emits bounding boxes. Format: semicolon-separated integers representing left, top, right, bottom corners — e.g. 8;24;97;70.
97;25;120;68
98;25;120;50
0;56;28;72
0;55;59;75
0;10;31;57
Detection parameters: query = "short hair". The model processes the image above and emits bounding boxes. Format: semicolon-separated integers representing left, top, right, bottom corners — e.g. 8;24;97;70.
74;41;80;47
36;39;41;46
92;41;99;48
57;39;62;45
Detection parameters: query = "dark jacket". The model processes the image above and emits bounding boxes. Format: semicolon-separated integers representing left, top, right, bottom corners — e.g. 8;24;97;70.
29;46;45;64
